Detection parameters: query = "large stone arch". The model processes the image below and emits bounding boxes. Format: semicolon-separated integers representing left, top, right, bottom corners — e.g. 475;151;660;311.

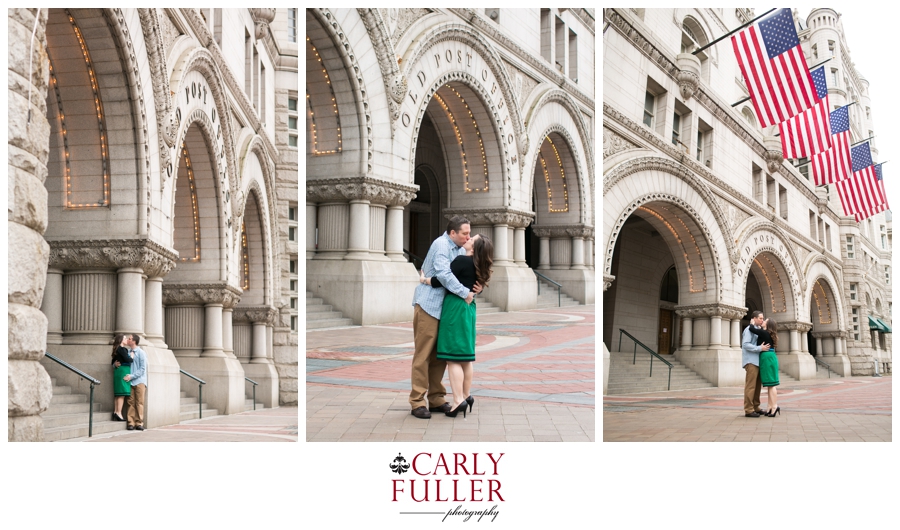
603;157;734;300
528;123;590;227
734;223;804;322
803;255;845;329
238;147;277;307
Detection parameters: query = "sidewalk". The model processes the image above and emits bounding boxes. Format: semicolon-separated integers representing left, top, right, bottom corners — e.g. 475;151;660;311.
74;406;298;442
604;376;891;442
306;306;596;442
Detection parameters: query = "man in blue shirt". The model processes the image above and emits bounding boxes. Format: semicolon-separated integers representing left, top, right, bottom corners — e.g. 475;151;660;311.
409;216;481;419
742;311;771;417
124;334;148;430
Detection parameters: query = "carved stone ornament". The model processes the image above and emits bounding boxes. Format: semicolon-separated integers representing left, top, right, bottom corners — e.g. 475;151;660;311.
49;239;178;277
603;127;640;158
443;208;535;228
763;135;784;174
162;283;242;307
780;321;813;333
603;274;616;292
531;224;592;239
138;9;175;184
675;53;701;101
307;177;418;207
675;303;747;320
250;8;276;39
358;8;406;129
233;305;278;325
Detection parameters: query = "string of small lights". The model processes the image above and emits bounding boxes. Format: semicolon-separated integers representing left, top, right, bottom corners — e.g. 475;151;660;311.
813;281;832;324
446;85;488;192
241;220;250;290
179;142;201;262
306;37;341;155
660;205;707;291
755;255;787;313
540;137;570;212
639;206;706;293
47;60;75;207
63;11;110;208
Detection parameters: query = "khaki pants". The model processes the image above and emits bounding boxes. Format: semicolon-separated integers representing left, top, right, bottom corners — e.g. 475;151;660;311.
127;383;146;426
409;305;447;409
743;364;762;414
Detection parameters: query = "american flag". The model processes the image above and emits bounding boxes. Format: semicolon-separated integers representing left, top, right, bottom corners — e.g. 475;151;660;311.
836;145;889;221
732;8;820;128
810;105;852;186
778;67;832;158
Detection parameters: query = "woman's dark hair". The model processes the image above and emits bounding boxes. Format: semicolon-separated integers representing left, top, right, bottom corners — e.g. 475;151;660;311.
472;234;494;287
111;334;126;360
446;215;470;234
767;319;778;349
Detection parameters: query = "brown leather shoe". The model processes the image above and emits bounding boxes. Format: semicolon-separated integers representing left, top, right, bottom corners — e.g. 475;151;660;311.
411;406;432;419
744;412;761;417
429;403;451;413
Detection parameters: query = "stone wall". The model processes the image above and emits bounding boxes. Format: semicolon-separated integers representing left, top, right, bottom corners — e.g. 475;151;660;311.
8;8;52;441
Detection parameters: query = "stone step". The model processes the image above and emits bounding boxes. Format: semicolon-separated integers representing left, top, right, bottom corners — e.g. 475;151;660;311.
44;420;129;442
306;291;314;298
50;392;87;404
607;351;714;395
43;410;120;429
306;303;333;313
179;408;220;422
45;401;110;416
306;297;324;306
307;310;347;321
53;385;72;395
244;398;264;411
307;317;355;330
180;401;213;414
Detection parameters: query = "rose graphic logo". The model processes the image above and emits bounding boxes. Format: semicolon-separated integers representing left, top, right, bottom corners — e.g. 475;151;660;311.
390;453;411;475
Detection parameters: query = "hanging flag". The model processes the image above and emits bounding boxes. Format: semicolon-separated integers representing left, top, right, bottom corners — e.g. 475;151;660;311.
810;106;852;186
732;8;819;128
778;67;832;158
836;144;889;221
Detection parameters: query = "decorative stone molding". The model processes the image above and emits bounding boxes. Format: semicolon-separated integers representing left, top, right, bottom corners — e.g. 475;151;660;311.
233;305;279;325
443;208;535;228
603;274;616;292
531;121;593;226
532;224;592;238
735;219;806;291
675;53;701;101
502;58;540;105
531;90;593;183
249;8;276;39
48;239;178;277
388;8;433;46
307;177;418;207
781;321;814;333
138;9;176;185
358;8;407;130
810;330;846;340
162;283;242;307
763;136;783;174
676;303;746;320
603;126;640;158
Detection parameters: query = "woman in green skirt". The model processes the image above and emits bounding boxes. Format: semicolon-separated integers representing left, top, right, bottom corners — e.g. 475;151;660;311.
110;334;132;421
420;234;494;418
748;319;780;417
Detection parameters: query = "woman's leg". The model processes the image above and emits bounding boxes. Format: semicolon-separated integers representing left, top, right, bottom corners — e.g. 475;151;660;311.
769;386;777;410
462;362;473;398
114;396;124;415
447;362;465;407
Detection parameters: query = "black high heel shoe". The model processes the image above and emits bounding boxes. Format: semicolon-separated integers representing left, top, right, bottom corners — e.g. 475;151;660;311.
466;396;474;413
766;407;781;417
445;401;467;418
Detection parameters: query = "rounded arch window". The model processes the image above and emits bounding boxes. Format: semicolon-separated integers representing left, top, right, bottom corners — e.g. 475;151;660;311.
660;266;679;303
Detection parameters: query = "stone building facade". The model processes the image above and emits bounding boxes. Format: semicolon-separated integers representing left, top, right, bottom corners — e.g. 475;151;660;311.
7;8;299;441
602;8;892;394
306;8;596;325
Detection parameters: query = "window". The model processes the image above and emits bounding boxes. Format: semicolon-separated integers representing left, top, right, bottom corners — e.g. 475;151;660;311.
554;16;565;73
828;40;835;56
779;185;788;221
850;283;857;301
824;223;831;250
289;205;297;221
846;235;854;258
245;30;252;95
767;175;777;213
643;92;655;128
886;266;890;285
812;43;818;60
288;8;297;43
742;107;757;127
831;69;838;87
288;201;298;241
213;9;222;47
852;308;859;341
696;131;704;161
672;111;681;146
568;28;578;81
288;96;298;147
753;163;764;204
643;77;667;136
798;157;809;180
881;225;886;248
540;9;551;62
291;316;297;331
809;210;817;240
866;107;871;119
696;118;712;167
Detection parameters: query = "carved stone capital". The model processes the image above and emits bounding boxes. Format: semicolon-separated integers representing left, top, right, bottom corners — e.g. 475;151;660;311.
48;239;178;277
233;305;279;325
675;53;701;101
763;136;784;174
443;208;535;228
250;8;277;39
603;274;616;292
811;330;845;340
531;224;592;239
675;303;746;320
779;321;813;333
162;283;242;307
307;177;418;206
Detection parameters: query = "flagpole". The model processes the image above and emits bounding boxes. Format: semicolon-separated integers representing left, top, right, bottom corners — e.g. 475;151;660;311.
693;8;776;55
731;59;834;107
851;136;875;147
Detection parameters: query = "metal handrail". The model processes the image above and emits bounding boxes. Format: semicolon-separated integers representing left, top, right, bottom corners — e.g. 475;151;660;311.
812;356;832;379
245;377;258;411
44;352;100;437
403;248;424;269
534;270;561;307
180;369;206;419
617;329;674;390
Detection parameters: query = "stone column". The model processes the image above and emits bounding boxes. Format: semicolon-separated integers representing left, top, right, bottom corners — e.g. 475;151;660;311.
306;201;317;260
42;268;64;345
550;236;572;270
203;303;225;357
162;283;241;358
569;227;586;270
789;328;800;354
314;202;349;259
385;205;406;262
833;335;842;355
8;7;51;441
514;227;527;267
815;336;823;354
730;318;742;348
144;276;165;348
492;223;510;265
676;311;693;351
222;307;234;358
345;199;371;259
538;235;551;270
368;203;387;259
584;237;594;270
252;321;268;363
116;267;145;336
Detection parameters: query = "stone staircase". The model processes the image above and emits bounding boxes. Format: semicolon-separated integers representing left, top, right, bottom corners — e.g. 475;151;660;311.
178;391;220;421
606;351;715;395
476;299;501;314
306;291;354;329
42;377;128;441
536;277;580;309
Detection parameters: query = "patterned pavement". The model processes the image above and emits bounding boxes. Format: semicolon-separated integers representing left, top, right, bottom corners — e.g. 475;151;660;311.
306;306;596;442
604;376;891;442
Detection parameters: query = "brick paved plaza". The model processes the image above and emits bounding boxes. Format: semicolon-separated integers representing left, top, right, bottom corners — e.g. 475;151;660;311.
306;306;596;441
604;376;891;442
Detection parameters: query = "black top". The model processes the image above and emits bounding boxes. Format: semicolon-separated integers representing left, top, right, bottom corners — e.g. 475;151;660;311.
747;326;775;349
429;255;477;291
112;346;132;366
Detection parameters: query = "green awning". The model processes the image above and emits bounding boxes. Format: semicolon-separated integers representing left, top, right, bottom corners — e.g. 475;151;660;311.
877;318;892;333
868;316;889;333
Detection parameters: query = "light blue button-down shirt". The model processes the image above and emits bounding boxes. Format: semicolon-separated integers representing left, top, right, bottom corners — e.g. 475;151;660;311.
128;347;148;387
741;325;763;368
412;232;469;320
